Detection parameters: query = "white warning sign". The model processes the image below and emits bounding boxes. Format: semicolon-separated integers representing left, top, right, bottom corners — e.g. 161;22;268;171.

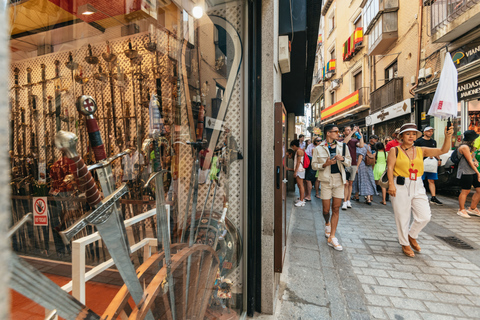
33;197;48;226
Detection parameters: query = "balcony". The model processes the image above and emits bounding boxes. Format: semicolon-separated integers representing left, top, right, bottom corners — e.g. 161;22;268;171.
363;0;399;55
370;77;403;113
343;28;364;61
430;0;480;42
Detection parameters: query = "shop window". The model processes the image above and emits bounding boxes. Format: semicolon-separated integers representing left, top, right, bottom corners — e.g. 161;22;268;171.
330;47;336;61
8;0;246;318
354;14;363;30
331;91;336;105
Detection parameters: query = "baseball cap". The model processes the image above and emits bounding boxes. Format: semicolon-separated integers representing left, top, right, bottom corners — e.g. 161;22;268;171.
423;126;434;132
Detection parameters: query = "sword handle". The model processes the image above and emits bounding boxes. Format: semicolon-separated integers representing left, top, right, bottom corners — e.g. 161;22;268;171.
196;104;205;141
86;118;107;161
60;216;89;244
69;156;102;207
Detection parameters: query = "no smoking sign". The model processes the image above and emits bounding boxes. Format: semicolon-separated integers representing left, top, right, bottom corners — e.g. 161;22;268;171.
33;197;48;226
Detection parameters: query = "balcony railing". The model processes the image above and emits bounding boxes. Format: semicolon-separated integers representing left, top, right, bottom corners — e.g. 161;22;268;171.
370;77;403;113
431;0;480;34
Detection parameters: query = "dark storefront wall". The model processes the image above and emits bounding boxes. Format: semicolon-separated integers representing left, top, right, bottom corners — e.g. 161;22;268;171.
336;110;372;138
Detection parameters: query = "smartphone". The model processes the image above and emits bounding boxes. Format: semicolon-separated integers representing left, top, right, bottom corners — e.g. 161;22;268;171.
397;176;405;185
330;152;336;160
447;118;452;129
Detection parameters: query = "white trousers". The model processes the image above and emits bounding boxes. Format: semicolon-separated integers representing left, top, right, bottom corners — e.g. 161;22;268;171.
390;177;431;246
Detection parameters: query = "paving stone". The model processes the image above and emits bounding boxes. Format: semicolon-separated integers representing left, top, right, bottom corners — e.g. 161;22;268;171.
423;302;465;317
362;268;389;278
375;277;408;288
383;307;422;320
368;306;387;319
403;280;437;291
419;313;457;320
393;264;421;273
357;275;377;285
444;268;479;277
435;283;472;294
365;294;391;307
276;300;331;320
284;266;328;306
288;247;321;270
444;275;477;286
351;260;369;267
401;289;438;301
388;297;427;312
386;270;417;280
369;286;404;297
415;273;447;283
433;292;474;306
458;305;480;318
450;262;480;270
349;311;372;320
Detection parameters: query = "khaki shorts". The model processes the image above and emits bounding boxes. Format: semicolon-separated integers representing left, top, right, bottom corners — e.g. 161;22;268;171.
346;165;358;181
320;173;345;200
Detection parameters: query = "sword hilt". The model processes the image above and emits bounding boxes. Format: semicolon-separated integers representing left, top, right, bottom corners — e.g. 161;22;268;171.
7;213;32;238
60;183;129;244
55;131;101;207
144;170;168;188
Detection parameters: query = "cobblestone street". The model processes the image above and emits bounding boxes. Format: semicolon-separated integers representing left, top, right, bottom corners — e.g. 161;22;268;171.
254;191;480;320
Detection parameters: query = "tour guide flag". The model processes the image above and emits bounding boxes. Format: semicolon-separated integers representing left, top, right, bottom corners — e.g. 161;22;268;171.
427;53;458;119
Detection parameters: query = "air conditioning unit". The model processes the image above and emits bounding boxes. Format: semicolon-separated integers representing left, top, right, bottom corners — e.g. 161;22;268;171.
325;73;333;80
425;67;433;78
411;75;416;85
329;80;340;91
278;36;291;74
419;68;426;80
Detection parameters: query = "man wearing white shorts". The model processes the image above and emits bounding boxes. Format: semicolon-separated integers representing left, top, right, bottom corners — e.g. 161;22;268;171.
312;124;352;251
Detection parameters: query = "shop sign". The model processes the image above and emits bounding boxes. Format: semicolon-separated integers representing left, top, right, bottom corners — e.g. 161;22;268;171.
33;197;48;226
451;40;480;69
366;99;412;126
457;76;480;100
205;116;225;131
321;90;359;119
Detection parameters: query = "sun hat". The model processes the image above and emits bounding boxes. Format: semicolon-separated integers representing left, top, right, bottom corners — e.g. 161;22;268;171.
392;128;401;137
463;130;479;142
398;123;422;139
423;126;434;132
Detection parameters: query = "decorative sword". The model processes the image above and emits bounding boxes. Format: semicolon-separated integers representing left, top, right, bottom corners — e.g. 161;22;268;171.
54;130;154;320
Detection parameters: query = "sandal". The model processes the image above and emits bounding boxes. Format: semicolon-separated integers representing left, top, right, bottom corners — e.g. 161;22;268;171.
315;195;321;199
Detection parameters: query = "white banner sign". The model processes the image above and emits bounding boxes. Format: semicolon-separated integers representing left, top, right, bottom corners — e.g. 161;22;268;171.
366;99;412;126
33;197;48;226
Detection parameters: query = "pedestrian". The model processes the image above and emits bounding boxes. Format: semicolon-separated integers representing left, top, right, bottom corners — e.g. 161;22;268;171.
456;130;480;218
414;126;443;205
356;144;378;205
368;135;379;153
299;134;306;150
385;137;392;145
305;138;321;201
290;140;306;207
312;124;352;251
341;125;364;210
385;128;401;152
305;139;311;149
373;142;387;205
387;123;453;257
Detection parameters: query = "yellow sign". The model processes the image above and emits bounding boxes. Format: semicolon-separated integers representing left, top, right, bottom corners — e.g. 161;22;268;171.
421;112;426;120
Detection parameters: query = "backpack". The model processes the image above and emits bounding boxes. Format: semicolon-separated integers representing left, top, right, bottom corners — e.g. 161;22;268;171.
446;148;461;168
303;151;310;169
365;146;376;166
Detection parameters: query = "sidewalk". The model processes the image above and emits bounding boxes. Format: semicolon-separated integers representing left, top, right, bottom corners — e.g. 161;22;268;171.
254;191;480;320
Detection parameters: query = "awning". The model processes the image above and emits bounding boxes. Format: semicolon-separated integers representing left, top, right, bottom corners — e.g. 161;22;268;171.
322;104;369;124
321;90;359;119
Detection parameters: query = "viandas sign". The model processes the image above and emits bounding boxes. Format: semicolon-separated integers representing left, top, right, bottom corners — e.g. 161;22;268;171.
457;76;480;100
451;40;480;69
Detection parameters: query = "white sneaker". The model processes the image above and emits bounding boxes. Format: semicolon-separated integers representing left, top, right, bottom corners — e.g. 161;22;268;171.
466;208;480;217
457;209;471;218
346;200;352;208
325;225;331;238
341;202;348;210
328;237;343;251
294;200;305;207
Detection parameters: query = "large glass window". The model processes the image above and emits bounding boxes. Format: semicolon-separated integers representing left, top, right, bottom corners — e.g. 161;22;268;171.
8;0;245;318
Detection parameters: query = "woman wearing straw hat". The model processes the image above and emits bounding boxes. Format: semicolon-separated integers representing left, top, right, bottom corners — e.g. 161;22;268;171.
387;123;453;257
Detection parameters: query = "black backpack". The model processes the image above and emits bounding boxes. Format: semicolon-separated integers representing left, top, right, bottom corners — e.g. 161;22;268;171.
446;148;461;168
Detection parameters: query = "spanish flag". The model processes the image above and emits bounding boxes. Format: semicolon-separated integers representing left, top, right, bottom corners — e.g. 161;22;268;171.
317;34;322;46
328;59;336;72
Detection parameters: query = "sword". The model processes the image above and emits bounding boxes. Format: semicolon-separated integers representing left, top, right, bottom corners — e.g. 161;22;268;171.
54;131;154;320
7;213;101;320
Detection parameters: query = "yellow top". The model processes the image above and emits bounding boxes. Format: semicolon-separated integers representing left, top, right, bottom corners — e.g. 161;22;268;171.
393;146;424;178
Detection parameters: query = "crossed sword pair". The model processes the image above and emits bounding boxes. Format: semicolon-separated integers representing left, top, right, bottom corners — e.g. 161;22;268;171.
8;131;173;320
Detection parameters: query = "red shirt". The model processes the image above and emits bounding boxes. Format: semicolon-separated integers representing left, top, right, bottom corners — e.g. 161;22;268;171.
385;139;401;152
